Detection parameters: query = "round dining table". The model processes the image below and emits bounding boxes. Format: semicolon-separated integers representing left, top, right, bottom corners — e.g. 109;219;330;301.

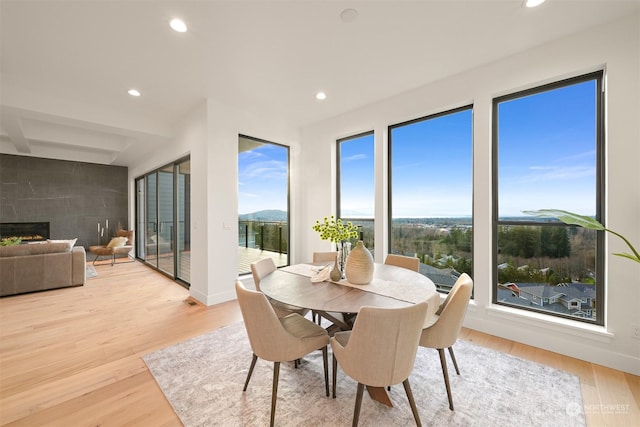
259;262;441;407
259;262;440;328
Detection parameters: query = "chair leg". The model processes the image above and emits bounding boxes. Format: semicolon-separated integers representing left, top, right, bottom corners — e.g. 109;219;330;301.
403;378;422;427
322;346;329;397
352;383;365;427
448;346;460;375
332;354;338;398
438;348;454;410
270;361;280;427
243;354;258;391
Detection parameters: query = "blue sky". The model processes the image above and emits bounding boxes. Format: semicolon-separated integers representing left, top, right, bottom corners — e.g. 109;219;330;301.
339;134;375;217
238;144;288;215
238;78;597;218
498;80;597;217
389;109;473;218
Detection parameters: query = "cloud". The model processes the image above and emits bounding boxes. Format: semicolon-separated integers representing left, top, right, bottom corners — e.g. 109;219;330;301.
240;160;287;180
343;153;367;162
520;165;594;183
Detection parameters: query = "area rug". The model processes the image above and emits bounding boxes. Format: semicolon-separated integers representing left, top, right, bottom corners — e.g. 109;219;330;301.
143;322;586;427
86;265;97;279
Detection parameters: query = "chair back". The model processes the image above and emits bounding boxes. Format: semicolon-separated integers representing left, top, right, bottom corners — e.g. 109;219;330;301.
235;280;303;361
384;254;419;272
250;258;276;292
420;273;473;349
336;302;428;387
312;251;338;263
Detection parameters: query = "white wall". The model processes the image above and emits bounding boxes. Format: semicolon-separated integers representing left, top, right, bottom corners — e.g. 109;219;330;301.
129;98;300;306
127;102;207;299
297;14;640;374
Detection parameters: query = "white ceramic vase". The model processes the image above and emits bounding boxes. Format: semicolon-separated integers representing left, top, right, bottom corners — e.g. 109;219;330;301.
345;240;374;285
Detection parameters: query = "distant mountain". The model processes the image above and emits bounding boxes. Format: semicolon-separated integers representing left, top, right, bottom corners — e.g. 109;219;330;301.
239;209;288;222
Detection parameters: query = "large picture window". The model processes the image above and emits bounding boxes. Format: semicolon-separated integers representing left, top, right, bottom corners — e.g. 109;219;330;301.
389;106;473;294
492;71;604;324
337;132;375;252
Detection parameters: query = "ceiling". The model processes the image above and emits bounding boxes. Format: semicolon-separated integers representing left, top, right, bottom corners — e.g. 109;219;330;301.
1;1;638;167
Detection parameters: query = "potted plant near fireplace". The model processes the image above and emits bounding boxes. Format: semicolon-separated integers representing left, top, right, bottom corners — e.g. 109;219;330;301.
0;237;21;246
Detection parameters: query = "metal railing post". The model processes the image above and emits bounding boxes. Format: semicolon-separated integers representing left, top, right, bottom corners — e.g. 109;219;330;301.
260;224;264;250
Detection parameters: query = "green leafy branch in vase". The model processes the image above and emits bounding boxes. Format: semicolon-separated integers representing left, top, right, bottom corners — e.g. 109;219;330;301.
523;209;640;264
312;215;359;244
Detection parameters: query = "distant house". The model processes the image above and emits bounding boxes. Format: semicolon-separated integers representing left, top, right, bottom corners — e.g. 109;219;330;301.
499;282;520;297
419;264;459;293
506;282;596;319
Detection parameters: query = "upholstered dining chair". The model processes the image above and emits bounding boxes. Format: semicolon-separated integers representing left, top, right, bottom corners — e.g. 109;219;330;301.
235;280;330;427
384;253;420;272
331;302;429;426
418;273;473;411
312;251;338;263
250;258;310;319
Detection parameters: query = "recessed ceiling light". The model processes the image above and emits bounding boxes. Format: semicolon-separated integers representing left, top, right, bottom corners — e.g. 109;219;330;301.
170;18;187;33
316;92;327;100
128;89;141;97
524;0;545;8
340;8;358;23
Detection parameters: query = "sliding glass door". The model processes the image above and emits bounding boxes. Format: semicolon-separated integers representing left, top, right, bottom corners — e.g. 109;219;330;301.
176;159;190;283
135;156;190;286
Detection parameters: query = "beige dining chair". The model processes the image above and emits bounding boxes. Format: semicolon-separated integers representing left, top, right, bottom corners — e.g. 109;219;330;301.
384;253;420;272
331;302;429;426
250;258;310;319
235;280;330;427
312;251;338;263
418;273;473;411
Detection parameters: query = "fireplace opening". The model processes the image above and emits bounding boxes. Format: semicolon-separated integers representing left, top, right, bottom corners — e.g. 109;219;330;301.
0;222;50;242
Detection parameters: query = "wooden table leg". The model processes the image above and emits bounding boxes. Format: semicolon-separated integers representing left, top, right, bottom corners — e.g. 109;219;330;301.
367;386;393;407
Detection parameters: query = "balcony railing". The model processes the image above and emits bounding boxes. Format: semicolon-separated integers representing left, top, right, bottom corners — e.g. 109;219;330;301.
238;220;289;254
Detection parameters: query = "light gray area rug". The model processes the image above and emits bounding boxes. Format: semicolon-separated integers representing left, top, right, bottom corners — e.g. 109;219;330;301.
143;322;586;427
86;265;97;279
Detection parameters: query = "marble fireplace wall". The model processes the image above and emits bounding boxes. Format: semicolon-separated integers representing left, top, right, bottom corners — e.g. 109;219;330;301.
0;154;128;249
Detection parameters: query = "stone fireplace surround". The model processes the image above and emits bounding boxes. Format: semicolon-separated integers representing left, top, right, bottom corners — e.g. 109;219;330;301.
0;154;128;249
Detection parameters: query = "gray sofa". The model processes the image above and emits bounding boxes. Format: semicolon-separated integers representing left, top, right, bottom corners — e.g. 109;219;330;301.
0;242;86;297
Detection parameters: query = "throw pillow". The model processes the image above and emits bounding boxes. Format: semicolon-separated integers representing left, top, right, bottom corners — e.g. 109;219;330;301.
106;236;128;248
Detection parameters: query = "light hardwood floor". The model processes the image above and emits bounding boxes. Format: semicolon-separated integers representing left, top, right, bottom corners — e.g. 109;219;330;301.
0;260;638;426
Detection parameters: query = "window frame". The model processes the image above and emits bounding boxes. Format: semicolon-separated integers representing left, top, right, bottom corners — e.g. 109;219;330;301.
387;105;474;294
237;134;291;274
491;70;605;325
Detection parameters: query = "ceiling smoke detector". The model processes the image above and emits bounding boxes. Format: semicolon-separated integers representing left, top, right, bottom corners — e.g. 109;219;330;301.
340;8;358;23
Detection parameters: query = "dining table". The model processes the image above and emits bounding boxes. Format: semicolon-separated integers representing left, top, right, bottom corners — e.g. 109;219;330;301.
259;262;441;407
